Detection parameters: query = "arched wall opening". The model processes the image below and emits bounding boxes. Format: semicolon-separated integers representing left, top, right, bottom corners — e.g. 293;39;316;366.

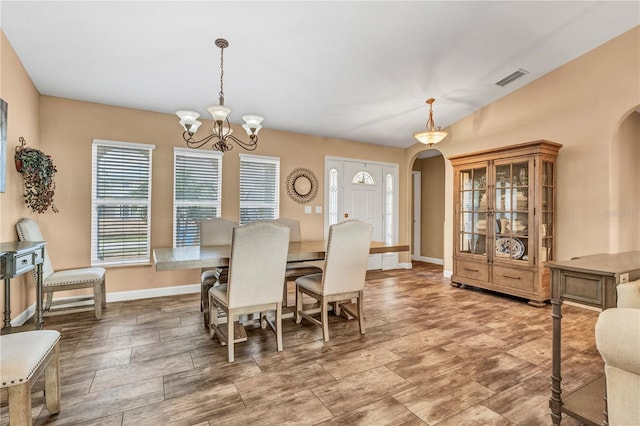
410;148;446;265
608;106;640;253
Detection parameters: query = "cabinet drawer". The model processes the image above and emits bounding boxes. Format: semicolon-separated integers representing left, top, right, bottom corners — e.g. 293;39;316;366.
493;265;534;291
456;259;488;282
10;252;35;276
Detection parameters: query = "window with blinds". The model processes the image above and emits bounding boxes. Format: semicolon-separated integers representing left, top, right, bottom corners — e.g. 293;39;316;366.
91;140;155;266
239;154;280;224
173;148;222;247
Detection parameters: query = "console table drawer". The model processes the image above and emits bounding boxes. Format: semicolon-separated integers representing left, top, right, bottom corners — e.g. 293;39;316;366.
560;272;603;305
9;252;35;277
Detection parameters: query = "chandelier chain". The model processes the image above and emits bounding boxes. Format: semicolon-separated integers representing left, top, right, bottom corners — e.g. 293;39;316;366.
219;45;225;103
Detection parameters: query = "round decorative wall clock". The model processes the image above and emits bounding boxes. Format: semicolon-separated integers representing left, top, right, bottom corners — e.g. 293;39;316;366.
286;167;319;204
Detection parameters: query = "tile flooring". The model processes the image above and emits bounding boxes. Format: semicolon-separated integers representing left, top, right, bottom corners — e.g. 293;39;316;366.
1;262;602;425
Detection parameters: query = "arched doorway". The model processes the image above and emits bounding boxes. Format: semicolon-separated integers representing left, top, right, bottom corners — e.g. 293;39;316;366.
609;106;640;252
411;149;445;265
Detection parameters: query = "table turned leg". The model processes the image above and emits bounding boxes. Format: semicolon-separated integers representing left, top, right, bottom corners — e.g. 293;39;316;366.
550;296;563;424
3;277;12;330
34;262;44;329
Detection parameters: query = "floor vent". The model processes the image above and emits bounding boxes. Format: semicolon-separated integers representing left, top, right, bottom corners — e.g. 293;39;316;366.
495;68;529;86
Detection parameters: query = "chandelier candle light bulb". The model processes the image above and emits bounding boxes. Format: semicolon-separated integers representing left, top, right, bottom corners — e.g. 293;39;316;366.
176;38;264;152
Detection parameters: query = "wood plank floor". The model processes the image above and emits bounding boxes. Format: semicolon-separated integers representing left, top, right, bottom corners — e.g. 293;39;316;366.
1;262;602;425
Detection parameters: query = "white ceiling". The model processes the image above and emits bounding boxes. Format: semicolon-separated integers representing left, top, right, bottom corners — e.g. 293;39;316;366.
1;1;638;149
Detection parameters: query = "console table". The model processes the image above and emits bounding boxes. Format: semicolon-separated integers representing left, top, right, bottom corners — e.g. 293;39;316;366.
1;241;47;334
546;251;640;425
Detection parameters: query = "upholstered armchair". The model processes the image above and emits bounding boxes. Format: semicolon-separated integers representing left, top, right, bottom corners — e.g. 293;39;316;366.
295;220;372;342
208;221;290;362
199;218;236;327
594;279;640;425
16;218;106;319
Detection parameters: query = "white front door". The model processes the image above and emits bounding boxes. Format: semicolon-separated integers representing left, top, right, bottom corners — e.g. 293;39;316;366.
343;161;383;270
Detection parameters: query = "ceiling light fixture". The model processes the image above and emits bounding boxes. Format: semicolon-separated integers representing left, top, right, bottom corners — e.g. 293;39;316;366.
176;38;264;152
413;98;448;146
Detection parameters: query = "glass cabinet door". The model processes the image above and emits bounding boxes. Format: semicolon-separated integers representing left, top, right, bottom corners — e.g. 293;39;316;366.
494;161;530;263
540;160;555;263
459;166;487;256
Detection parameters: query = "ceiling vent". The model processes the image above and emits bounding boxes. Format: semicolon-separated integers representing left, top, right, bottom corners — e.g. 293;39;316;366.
495;68;529;86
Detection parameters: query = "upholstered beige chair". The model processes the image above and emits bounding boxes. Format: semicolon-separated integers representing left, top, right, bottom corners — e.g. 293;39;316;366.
295;220;372;342
16;218;106;319
199;218;237;327
274;217;323;307
1;330;61;425
594;279;640;426
209;221;290;362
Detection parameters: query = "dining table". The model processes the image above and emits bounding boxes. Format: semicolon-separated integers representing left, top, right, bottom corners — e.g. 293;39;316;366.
153;240;409;342
153;240;409;271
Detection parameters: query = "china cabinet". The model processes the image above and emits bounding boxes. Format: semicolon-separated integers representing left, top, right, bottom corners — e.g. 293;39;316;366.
449;140;562;306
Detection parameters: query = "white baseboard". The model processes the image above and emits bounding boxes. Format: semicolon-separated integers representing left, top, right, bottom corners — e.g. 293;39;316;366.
414;256;444;265
10;283;200;326
107;283;200;302
443;270;453;278
11;304;36;327
397;262;413;269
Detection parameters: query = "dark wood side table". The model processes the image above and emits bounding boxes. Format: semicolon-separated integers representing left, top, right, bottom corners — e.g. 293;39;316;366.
546;251;640;425
1;241;47;334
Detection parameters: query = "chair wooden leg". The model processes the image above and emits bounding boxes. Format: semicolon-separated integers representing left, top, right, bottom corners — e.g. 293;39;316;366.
357;290;365;335
8;383;32;426
208;296;217;340
101;278;107;308
276;302;283;352
202;282;211;328
45;292;53;311
93;281;103;320
44;344;60;414
282;279;289;307
295;285;303;324
227;312;235;363
321;296;329;342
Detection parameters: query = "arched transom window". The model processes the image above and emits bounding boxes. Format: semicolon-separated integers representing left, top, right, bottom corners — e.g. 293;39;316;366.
352;171;375;185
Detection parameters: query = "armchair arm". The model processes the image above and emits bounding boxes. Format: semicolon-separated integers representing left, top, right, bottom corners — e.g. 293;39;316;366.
595;308;640;375
617;279;640;308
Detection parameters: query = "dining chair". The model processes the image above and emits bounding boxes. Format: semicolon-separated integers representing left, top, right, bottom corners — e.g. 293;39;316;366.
208;221;290;362
16;218;106;319
274;217;323;307
199;218;237;327
295;219;372;342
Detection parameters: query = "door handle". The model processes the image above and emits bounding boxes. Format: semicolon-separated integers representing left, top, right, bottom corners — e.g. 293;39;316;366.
344;213;349;218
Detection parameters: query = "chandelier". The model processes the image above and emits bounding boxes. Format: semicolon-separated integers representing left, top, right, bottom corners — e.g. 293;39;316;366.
176;39;264;152
413;98;448;146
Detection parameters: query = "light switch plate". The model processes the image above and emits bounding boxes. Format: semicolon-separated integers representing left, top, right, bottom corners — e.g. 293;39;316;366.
315;206;322;214
304;206;312;214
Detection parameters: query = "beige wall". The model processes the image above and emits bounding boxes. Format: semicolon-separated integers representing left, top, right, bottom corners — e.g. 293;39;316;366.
412;156;445;260
405;26;640;274
0;32;42;316
1;29;407;315
31;95;406;297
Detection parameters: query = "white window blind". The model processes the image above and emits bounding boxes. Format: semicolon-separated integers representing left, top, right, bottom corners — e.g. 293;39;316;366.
91;140;155;266
173;148;222;247
239;154;279;224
